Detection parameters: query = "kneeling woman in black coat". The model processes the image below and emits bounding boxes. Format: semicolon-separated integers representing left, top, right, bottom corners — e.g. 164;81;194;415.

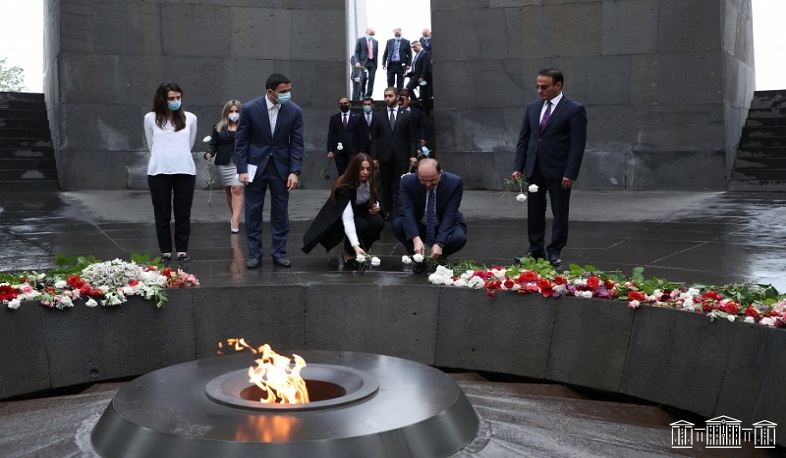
302;153;384;269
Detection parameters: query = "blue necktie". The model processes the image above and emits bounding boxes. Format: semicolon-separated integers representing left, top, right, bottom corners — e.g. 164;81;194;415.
389;109;395;129
426;189;436;247
393;39;400;61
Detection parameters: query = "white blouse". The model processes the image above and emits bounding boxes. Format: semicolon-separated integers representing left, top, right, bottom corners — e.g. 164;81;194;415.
144;111;198;175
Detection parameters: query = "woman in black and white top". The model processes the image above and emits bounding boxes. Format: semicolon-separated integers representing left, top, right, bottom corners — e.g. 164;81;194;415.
143;82;198;263
204;100;244;233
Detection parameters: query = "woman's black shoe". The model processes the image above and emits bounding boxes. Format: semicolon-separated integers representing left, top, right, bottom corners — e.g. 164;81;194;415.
177;253;191;262
160;253;172;263
344;259;360;271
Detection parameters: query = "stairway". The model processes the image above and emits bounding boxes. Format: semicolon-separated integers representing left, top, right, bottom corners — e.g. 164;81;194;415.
730;90;786;191
0;92;59;191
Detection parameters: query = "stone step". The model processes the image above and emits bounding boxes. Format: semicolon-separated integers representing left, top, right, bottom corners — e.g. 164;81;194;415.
739;136;786;148
0;99;47;111
0;157;57;169
741;125;786;137
0;126;52;139
0;137;53;148
0;117;50;130
728;179;786;191
733;157;786;169
0;168;59;181
0;179;60;192
746;116;786;128
0;109;48;120
747;107;786;119
0;92;44;104
0;146;55;159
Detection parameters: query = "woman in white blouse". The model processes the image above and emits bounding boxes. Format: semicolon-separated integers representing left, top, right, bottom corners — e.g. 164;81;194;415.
143;82;198;263
301;153;384;270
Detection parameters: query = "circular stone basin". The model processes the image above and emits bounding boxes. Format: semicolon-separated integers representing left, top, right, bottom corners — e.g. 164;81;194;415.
91;351;480;458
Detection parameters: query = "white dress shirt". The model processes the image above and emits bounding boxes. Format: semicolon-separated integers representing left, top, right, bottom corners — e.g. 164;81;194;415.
144;111;198;175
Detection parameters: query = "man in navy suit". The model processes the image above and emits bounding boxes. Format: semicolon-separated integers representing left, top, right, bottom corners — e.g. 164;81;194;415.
419;28;432;54
370;87;418;219
382;28;411;92
326;96;364;176
235;73;304;269
512;68;587;268
404;40;432;106
354;28;378;98
393;158;467;273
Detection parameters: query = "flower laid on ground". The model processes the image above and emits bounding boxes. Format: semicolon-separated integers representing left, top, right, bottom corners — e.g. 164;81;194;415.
354;253;381;271
402;253;425;265
429;257;786;328
0;254;199;310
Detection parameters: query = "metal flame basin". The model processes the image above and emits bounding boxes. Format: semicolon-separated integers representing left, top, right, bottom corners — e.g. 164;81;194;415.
91;350;479;458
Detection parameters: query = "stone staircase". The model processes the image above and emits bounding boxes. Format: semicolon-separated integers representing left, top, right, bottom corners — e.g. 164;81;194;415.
730;90;786;191
0;92;59;191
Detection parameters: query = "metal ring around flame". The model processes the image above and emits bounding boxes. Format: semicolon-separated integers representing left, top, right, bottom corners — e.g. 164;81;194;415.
205;364;379;411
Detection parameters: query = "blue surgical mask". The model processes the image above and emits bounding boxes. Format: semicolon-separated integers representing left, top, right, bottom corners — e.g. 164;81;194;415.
363;105;372;113
167;101;181;111
276;92;291;105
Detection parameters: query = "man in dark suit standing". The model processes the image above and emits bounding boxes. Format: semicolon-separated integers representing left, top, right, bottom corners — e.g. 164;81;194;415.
326;96;364;177
360;96;376;153
404;40;432;107
235;73;304;269
370;87;418;219
382;28;411;92
354;28;378;98
393;158;467;273
512;68;587;268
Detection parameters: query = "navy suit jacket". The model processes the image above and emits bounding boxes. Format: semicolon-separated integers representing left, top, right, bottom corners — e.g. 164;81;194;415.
398;172;465;246
383;38;412;68
354;36;379;67
513;95;587;181
327;111;365;155
234;96;305;182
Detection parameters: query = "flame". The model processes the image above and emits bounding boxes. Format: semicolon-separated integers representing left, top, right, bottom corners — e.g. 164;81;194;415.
222;339;309;404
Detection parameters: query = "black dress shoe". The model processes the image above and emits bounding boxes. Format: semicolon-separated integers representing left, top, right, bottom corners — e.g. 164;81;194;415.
272;257;292;268
548;255;562;268
413;262;428;274
246;258;262;269
344;259;360;271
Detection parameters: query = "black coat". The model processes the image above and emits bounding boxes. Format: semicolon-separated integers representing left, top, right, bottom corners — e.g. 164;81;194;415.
370;107;418;163
207;125;236;165
326;111;365;156
302;187;378;254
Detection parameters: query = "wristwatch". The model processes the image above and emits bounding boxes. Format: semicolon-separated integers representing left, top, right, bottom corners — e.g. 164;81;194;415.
291;170;301;176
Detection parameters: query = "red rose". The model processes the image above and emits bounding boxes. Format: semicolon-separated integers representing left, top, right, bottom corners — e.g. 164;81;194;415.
67;275;84;288
0;285;19;301
524;284;539;293
723;301;740;315
503;279;514;289
520;271;537;282
486;289;496;297
537;278;552;290
744;306;759;317
129;280;140;287
702;291;722;301
541;285;554;297
554;276;567;285
628;291;645;301
586;276;600;290
163;268;173;277
603;280;615;290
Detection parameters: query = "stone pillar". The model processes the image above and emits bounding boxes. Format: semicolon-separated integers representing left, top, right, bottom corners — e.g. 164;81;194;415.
431;0;754;191
44;0;346;190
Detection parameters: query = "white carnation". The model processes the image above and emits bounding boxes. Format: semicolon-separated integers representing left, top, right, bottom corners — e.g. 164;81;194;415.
528;184;539;193
412;254;424;263
371;257;381;267
401;256;413;265
7;298;21;310
516;193;527;202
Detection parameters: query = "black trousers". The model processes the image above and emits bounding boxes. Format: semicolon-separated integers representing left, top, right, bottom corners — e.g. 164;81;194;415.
378;158;408;212
526;162;572;256
148;174;195;254
392;218;468;257
386;62;406;91
342;204;385;253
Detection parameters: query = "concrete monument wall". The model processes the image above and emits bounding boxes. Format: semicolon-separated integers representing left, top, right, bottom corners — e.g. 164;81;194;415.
43;0;754;191
43;0;347;191
431;0;755;191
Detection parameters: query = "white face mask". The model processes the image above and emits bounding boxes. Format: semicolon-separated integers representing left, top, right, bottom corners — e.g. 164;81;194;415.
228;113;240;122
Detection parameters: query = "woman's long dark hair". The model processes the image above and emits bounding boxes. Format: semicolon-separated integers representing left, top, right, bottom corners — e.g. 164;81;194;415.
152;82;186;131
330;152;378;206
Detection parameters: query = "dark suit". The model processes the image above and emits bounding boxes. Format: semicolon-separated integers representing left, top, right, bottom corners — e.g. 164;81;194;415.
382;38;411;91
392;172;467;256
405;49;432;101
350;56;367;101
326;110;364;176
354;36;379;97
512;94;587;258
235;96;304;261
370;106;417;212
419;36;432;54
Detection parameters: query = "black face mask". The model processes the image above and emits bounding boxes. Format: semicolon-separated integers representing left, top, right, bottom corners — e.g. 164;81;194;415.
340;105;350;113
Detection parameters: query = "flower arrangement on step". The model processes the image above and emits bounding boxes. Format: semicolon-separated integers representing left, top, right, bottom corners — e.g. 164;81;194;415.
428;257;786;328
0;254;199;310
